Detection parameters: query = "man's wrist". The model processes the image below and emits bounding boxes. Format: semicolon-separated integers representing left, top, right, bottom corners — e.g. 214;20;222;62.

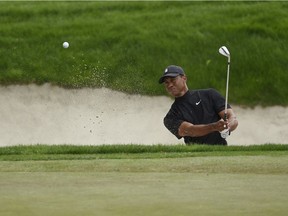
211;122;217;131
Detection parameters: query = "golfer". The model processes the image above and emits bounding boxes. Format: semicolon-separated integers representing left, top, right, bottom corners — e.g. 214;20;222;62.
159;65;238;145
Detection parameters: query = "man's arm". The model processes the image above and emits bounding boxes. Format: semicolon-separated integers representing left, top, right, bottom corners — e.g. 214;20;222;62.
178;108;238;138
178;119;228;137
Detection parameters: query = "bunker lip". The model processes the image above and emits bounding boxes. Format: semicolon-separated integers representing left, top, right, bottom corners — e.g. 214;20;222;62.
0;84;287;146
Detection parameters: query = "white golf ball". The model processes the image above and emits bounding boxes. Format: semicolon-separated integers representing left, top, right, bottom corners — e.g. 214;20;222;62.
63;42;69;48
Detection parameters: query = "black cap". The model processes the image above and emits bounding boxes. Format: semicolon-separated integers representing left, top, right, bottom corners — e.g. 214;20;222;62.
158;65;185;84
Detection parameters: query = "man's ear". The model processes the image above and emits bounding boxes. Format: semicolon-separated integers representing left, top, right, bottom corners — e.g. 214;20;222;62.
182;75;187;82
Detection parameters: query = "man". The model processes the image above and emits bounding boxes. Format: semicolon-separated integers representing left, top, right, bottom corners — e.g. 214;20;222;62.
159;65;238;145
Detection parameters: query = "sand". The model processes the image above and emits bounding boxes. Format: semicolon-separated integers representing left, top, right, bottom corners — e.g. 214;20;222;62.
0;84;287;146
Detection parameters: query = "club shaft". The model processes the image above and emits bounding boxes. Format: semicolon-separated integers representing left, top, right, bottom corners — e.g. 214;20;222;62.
224;57;230;121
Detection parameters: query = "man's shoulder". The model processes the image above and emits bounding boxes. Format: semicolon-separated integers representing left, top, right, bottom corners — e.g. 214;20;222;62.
188;88;209;97
192;88;225;104
195;88;218;93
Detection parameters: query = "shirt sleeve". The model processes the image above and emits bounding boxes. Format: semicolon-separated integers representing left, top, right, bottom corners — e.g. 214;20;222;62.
163;108;183;139
210;88;231;113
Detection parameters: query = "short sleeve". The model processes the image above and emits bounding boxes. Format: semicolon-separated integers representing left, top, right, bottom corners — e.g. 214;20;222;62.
209;89;231;113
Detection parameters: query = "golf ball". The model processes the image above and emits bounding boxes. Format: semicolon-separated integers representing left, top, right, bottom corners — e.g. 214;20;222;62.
63;42;69;48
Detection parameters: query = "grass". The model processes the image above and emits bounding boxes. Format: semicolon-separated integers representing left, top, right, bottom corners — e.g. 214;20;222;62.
1;155;288;174
1;172;286;216
0;145;288;216
1;2;288;214
1;1;288;106
0;144;287;160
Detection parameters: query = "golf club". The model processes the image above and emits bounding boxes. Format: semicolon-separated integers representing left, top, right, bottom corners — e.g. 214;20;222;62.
219;46;230;121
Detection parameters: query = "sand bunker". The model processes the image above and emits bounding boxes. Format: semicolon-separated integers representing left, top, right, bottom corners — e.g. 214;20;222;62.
0;84;287;146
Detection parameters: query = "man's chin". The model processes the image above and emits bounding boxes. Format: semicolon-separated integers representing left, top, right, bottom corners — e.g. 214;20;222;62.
169;91;180;97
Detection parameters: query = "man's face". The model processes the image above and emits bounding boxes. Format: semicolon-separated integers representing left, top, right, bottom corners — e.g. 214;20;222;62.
163;75;187;97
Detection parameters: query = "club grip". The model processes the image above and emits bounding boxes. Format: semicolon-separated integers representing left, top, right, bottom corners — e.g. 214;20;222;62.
224;113;227;121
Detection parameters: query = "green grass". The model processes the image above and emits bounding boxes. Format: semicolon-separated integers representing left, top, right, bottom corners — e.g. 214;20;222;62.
1;172;286;216
0;144;287;161
1;145;288;216
1;2;287;214
1;154;288;174
1;1;288;106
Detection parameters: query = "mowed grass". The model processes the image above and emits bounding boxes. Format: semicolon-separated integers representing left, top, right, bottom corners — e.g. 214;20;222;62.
1;145;287;216
1;172;287;216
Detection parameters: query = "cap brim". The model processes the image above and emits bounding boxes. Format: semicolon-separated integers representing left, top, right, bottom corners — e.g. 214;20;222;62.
158;73;180;84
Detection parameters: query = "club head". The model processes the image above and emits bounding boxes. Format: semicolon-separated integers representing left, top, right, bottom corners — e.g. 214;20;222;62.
219;46;230;58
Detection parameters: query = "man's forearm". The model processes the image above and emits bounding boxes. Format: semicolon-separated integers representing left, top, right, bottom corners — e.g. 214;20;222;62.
228;116;238;132
178;121;227;137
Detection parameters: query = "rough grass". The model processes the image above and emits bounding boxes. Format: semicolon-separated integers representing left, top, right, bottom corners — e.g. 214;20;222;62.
0;144;287;161
1;1;288;106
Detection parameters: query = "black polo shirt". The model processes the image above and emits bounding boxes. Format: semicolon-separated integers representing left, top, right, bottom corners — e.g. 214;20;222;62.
164;89;230;145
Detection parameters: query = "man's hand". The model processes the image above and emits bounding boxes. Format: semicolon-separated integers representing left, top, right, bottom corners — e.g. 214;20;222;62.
212;119;228;132
214;119;230;139
218;108;238;133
